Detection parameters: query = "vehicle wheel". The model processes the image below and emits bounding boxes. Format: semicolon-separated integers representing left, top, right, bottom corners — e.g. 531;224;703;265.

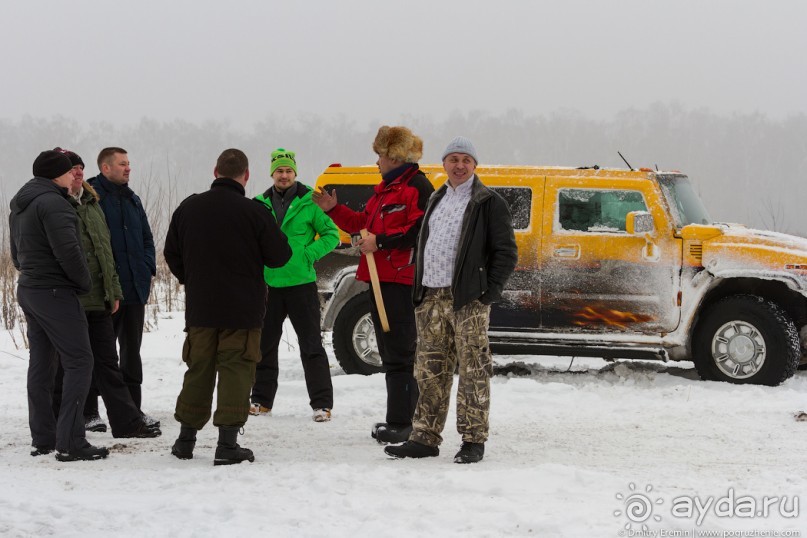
692;294;800;386
332;291;383;375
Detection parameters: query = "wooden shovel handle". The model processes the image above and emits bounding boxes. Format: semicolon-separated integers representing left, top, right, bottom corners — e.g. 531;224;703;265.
360;229;390;332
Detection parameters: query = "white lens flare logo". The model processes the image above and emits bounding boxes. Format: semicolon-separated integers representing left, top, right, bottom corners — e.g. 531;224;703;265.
614;483;663;531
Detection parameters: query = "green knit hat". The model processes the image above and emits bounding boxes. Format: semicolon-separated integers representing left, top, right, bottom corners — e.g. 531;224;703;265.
270;148;297;175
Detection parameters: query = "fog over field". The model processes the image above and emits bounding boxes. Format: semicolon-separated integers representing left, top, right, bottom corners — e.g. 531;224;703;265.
0;0;807;237
1;0;805;233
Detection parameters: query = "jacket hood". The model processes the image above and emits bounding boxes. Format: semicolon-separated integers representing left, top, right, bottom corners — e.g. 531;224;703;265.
82;181;101;202
10;177;68;215
69;182;101;206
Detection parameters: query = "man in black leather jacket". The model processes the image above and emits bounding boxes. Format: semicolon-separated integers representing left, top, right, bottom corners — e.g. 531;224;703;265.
385;137;517;464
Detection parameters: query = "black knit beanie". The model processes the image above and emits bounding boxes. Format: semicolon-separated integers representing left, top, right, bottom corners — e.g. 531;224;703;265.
33;150;73;180
53;147;85;169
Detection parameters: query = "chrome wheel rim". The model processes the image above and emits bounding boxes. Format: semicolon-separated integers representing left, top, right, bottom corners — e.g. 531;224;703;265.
711;320;766;379
352;313;381;367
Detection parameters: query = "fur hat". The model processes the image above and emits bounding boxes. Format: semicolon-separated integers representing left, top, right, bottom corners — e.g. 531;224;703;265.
372;126;423;163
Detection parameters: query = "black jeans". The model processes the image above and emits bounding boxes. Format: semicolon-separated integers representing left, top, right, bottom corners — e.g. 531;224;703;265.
54;311;144;435
369;282;418;426
19;286;93;453
251;283;333;410
112;303;146;409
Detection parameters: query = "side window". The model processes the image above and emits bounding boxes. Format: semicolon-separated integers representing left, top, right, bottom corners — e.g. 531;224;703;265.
322;184;376;212
491;187;532;230
557;189;647;232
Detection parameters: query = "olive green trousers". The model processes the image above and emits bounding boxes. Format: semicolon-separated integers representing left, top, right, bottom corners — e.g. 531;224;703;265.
174;327;261;429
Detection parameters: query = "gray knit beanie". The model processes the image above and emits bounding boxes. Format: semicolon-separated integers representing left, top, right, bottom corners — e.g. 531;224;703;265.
441;136;478;164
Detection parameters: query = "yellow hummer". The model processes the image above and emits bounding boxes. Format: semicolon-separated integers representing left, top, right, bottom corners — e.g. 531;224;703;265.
314;164;807;386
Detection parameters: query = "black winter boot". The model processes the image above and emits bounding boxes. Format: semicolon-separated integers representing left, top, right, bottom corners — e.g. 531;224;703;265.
384;440;439;459
118;420;162;439
55;444;109;462
171;425;197;460
373;423;413;444
214;426;254;466
454;442;484;464
31;444;55;457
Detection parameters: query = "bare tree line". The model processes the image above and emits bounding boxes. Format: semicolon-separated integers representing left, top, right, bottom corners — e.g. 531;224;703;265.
0;104;805;340
2;104;806;232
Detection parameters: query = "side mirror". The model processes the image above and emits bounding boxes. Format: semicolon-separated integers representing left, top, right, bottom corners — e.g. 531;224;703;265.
626;211;654;235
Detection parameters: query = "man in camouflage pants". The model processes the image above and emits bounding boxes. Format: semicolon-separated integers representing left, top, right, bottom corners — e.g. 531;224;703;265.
385;137;517;464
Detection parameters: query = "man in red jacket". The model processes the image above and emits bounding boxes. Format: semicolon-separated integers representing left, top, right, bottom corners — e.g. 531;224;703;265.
313;126;434;443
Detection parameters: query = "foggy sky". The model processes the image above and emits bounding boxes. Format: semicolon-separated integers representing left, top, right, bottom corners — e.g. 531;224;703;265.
1;0;805;128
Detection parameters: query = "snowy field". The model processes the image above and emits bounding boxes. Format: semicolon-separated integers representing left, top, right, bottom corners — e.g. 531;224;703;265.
1;312;806;537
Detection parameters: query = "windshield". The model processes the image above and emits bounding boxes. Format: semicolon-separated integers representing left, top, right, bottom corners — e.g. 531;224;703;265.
657;174;712;228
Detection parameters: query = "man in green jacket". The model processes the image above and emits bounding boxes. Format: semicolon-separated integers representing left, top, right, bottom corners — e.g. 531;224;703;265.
55;148;161;439
250;148;339;422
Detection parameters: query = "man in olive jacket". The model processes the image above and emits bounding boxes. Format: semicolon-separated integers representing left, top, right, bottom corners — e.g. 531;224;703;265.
10;150;107;461
164;148;291;465
53;148;160;439
249;148;339;422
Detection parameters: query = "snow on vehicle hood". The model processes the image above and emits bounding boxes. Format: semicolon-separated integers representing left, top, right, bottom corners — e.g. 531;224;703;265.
698;223;807;292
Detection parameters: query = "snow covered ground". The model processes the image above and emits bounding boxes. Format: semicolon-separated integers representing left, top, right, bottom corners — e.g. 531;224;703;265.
1;312;806;537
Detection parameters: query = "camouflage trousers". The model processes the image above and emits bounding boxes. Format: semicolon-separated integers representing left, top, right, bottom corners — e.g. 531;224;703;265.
410;288;492;447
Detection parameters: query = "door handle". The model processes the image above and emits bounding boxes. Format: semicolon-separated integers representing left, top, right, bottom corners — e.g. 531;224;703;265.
554;245;580;259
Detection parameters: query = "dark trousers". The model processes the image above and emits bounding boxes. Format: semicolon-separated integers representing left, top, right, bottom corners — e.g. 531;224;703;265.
54;365;102;419
175;327;262;430
18;286;92;453
369;282;418;426
251;283;333;410
55;311;144;436
112;303;146;409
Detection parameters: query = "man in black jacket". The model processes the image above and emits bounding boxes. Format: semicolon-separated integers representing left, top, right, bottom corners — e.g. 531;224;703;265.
164;148;291;465
385;137;517;464
10;150;109;461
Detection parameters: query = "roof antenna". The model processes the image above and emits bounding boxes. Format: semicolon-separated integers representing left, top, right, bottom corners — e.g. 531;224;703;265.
618;151;633;171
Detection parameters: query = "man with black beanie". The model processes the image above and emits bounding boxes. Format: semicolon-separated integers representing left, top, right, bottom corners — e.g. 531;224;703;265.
10;150;109;461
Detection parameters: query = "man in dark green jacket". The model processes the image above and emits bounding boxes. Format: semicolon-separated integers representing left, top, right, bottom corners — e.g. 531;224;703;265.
250;148;339;422
54;148;160;439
